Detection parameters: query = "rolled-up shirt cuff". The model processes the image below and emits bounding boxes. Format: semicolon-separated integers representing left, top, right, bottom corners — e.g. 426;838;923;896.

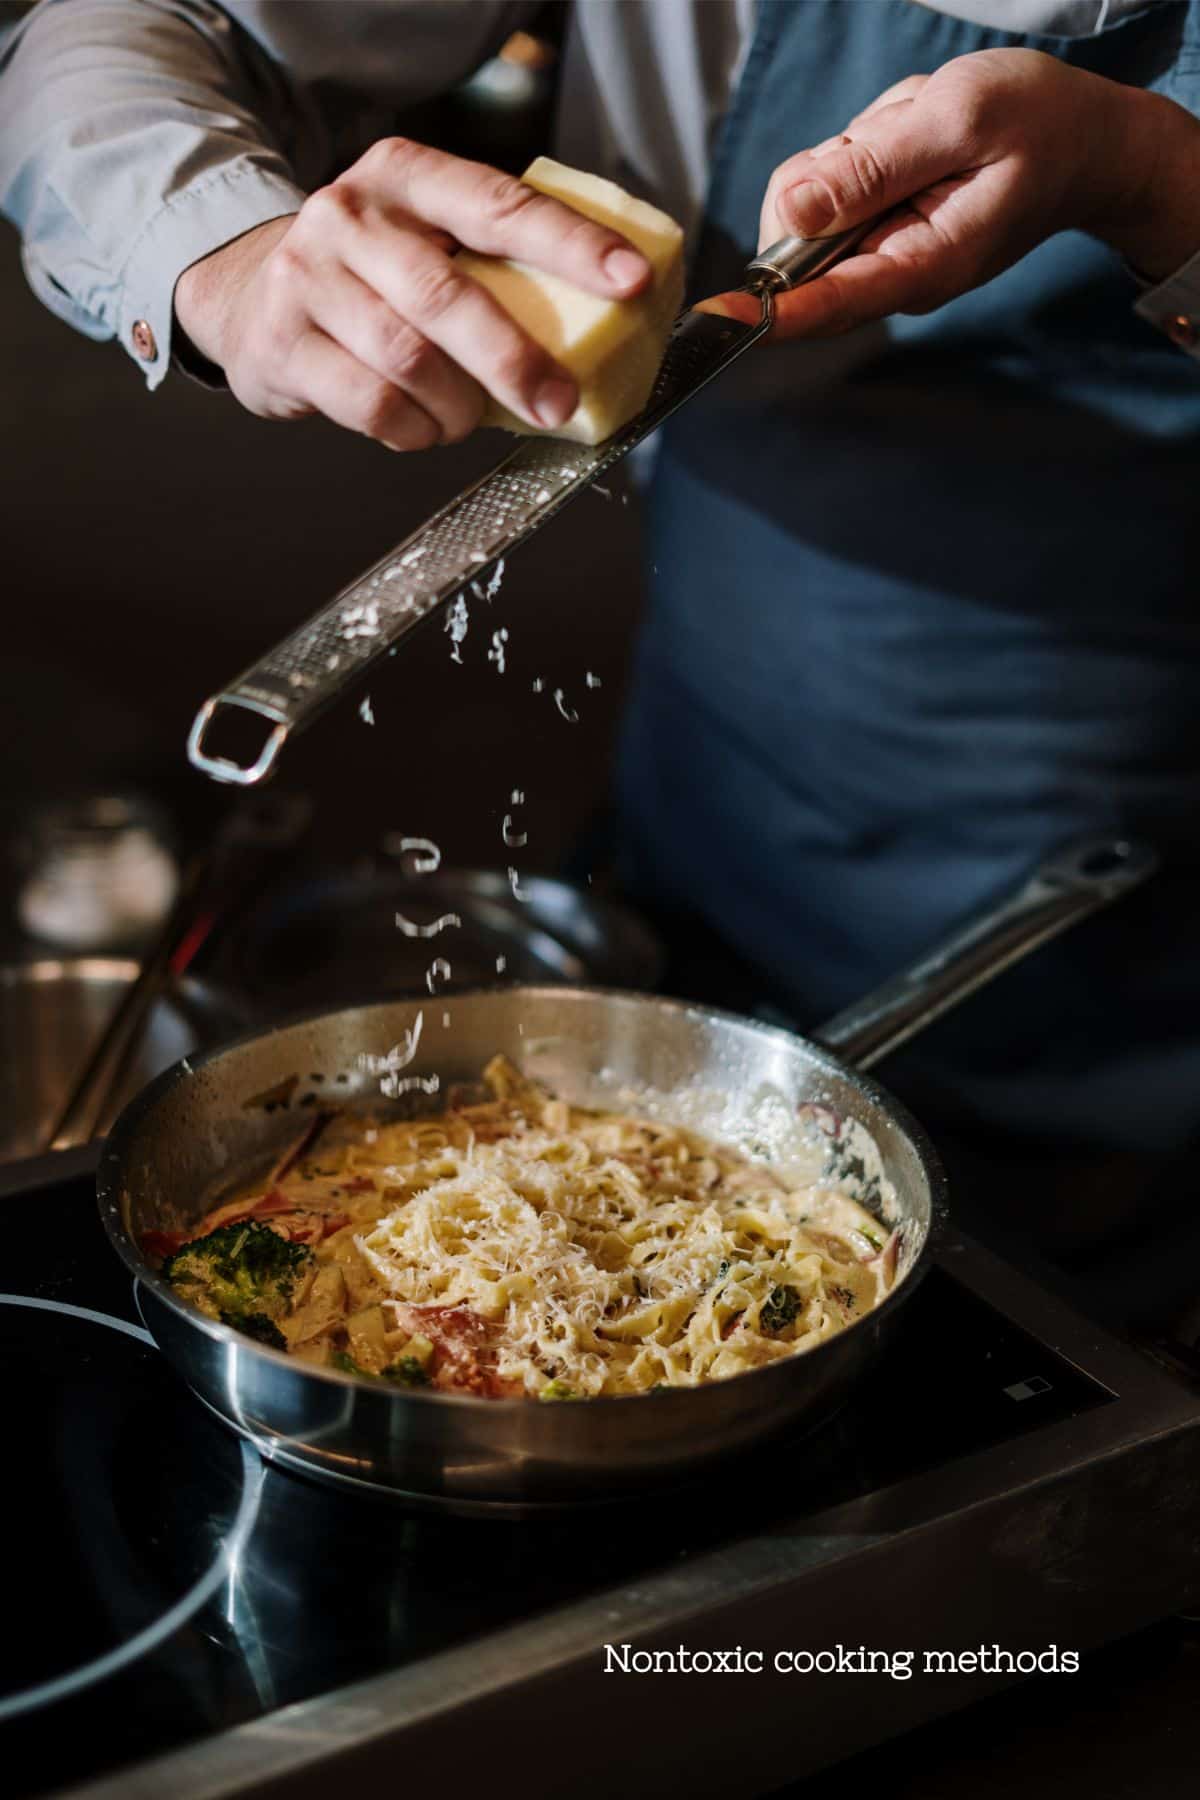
118;157;305;389
1132;242;1200;357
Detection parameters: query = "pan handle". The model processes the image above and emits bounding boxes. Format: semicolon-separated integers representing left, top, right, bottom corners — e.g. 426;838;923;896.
811;836;1158;1072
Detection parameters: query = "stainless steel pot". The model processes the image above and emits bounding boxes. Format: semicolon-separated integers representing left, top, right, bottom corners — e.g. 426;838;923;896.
99;838;1154;1514
0;959;238;1163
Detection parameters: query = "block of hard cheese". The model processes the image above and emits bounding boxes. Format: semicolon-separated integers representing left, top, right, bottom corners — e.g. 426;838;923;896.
456;157;685;445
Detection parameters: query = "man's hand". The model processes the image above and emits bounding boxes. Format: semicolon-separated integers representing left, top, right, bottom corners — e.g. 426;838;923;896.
174;139;651;448
703;49;1200;339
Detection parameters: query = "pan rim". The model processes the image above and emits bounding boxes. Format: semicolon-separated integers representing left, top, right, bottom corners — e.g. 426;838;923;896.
98;982;949;1416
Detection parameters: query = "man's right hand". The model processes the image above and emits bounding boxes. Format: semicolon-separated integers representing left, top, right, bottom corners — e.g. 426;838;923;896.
173;139;651;450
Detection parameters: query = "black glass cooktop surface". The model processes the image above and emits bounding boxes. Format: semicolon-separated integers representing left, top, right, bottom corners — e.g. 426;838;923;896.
1;1172;1114;1796
0;1304;252;1711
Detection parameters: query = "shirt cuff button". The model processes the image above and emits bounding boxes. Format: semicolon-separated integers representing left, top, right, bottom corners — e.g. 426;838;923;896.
1161;312;1197;348
131;319;158;361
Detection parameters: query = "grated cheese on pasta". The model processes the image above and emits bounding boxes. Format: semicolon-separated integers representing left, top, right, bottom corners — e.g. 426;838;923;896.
353;1067;892;1396
163;1056;896;1400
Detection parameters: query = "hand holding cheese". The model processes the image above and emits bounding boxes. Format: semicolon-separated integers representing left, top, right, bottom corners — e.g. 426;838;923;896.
456;159;685;444
174;139;658;450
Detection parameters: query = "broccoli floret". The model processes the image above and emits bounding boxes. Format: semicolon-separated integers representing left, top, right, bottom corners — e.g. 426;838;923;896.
539;1378;580;1401
759;1284;803;1334
331;1349;370;1378
163;1221;314;1337
382;1356;431;1388
221;1309;286;1349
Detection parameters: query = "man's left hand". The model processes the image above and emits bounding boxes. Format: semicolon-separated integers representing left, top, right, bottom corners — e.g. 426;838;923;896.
703;48;1200;339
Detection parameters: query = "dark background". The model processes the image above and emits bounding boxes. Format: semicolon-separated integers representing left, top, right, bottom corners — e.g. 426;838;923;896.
2;20;1197;1797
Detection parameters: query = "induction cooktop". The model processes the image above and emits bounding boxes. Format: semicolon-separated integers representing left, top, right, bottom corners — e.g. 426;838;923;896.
3;1159;1199;1800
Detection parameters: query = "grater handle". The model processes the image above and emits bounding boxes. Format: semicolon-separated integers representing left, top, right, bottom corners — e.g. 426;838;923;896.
745;223;878;292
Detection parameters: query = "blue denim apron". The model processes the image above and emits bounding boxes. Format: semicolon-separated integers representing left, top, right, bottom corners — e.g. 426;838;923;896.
617;0;1200;1155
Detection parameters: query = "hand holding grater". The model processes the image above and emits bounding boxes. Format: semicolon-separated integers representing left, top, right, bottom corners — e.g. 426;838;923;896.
188;228;874;785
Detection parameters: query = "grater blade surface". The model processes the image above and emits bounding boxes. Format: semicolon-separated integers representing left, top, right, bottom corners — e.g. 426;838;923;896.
188;302;770;784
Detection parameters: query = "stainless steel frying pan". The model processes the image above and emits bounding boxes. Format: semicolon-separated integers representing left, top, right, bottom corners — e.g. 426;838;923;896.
99;837;1154;1514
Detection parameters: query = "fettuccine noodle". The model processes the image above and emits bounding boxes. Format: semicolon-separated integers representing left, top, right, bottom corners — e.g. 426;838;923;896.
156;1056;896;1400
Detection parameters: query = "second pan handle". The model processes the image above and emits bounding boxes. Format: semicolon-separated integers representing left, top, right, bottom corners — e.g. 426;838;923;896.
812;837;1158;1072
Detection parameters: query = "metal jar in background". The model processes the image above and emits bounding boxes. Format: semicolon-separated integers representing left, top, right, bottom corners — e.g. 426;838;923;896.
14;795;179;950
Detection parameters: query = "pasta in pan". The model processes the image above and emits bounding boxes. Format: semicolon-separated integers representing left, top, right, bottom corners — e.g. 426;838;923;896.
149;1056;897;1400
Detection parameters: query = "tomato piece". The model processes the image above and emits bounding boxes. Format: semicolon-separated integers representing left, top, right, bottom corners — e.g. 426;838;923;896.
284;1212;349;1245
140;1228;187;1263
393;1302;490;1345
432;1356;524;1400
188;1183;350;1250
389;1302;522;1399
246;1189;298;1218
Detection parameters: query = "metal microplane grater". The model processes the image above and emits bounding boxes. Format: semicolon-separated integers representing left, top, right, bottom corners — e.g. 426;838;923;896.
188;227;872;784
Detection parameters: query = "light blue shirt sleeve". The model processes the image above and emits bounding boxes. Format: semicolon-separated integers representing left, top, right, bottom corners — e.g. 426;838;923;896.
0;0;311;387
0;0;536;386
